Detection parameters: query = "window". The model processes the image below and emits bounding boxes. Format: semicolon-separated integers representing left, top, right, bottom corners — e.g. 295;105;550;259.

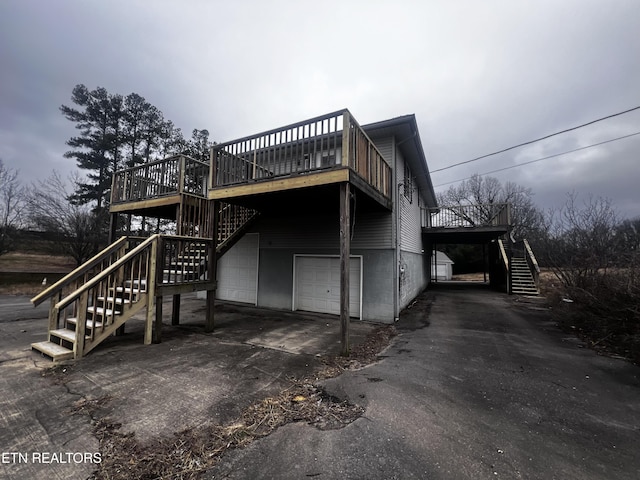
320;150;336;168
403;163;413;203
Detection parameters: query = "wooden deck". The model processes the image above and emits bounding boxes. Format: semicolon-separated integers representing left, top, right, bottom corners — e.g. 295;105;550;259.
422;203;511;243
209;110;392;210
110;155;208;210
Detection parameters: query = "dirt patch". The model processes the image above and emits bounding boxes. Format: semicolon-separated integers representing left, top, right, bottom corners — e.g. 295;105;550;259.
318;326;397;377
0;252;75;295
534;270;639;365
57;325;398;479
451;272;487;282
0;252;75;273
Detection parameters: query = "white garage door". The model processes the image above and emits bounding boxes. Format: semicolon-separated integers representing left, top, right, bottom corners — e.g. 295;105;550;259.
216;233;258;304
294;256;361;319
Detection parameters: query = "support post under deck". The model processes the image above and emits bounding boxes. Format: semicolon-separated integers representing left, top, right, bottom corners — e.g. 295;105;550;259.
172;294;180;325
205;200;218;332
340;182;351;356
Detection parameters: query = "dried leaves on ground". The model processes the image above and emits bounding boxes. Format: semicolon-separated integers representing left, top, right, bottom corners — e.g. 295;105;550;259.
82;325;397;480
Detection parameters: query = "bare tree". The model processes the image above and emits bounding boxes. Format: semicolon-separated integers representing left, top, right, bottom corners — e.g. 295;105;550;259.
542;193;621;288
27;172;107;265
0;159;25;256
542;194;639;361
437;174;545;239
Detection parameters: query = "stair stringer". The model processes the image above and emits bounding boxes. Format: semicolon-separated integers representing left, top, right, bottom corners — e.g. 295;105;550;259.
216;211;260;260
81;293;149;357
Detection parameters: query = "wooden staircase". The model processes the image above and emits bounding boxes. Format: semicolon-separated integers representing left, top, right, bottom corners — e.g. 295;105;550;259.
498;237;540;296
510;257;539;295
31;203;258;362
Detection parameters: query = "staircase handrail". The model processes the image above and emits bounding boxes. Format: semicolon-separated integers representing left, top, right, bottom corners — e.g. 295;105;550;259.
31;236;129;307
523;238;540;292
55;234;159;311
523;239;540;274
497;238;509;272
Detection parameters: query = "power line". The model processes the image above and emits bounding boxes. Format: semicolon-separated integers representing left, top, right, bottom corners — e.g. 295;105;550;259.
431;105;640;173
434;131;640;188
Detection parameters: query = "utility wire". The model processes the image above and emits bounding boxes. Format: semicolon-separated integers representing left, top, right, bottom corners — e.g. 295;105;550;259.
431;105;640;173
434;131;640;188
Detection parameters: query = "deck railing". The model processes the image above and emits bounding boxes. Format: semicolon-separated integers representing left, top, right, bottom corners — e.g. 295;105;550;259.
422;203;511;228
210;109;392;199
111;155;209;204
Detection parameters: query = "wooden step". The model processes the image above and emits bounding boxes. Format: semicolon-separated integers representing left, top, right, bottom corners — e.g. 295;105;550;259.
163;269;197;276
124;279;147;290
87;306;117;318
49;328;89;343
112;286;145;301
67;317;103;330
97;296;131;306
32;341;74;362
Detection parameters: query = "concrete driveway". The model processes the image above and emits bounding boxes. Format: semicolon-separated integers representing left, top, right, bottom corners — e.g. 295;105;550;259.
208;285;640;480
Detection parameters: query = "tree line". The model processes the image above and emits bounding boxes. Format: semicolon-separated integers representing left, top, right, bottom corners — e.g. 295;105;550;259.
61;84;213;209
0;84;214;264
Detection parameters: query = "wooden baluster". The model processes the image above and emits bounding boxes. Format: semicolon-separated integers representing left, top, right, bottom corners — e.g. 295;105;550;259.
75;292;88;359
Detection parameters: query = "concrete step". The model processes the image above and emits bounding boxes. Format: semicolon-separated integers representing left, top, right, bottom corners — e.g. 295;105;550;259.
31;341;74;362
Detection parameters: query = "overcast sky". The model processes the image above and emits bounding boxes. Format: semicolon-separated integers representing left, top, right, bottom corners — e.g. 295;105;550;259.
1;0;639;219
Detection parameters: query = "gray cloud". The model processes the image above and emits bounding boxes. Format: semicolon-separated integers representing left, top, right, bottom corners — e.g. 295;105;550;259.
1;0;638;218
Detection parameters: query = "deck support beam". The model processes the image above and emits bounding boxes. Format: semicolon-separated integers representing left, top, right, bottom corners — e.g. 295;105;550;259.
340;182;351;356
205;200;218;332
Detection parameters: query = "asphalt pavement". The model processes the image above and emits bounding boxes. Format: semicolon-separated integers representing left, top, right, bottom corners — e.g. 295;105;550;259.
0;295;49;322
0;287;638;480
207;286;640;480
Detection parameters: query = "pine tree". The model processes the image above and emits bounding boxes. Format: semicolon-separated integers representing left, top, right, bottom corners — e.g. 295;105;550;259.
61;85;121;208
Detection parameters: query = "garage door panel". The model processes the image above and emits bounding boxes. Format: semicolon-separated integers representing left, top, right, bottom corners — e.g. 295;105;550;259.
217;234;258;304
295;256;361;318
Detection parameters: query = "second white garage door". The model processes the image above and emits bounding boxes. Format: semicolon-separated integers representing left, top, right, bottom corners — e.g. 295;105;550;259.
294;255;362;319
216;233;259;304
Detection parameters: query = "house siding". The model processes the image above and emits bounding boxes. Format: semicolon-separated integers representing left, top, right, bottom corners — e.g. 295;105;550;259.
397;150;424;255
252;212;392;250
395;146;430;310
399;249;428;309
245;212;395;322
372;137;394;165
